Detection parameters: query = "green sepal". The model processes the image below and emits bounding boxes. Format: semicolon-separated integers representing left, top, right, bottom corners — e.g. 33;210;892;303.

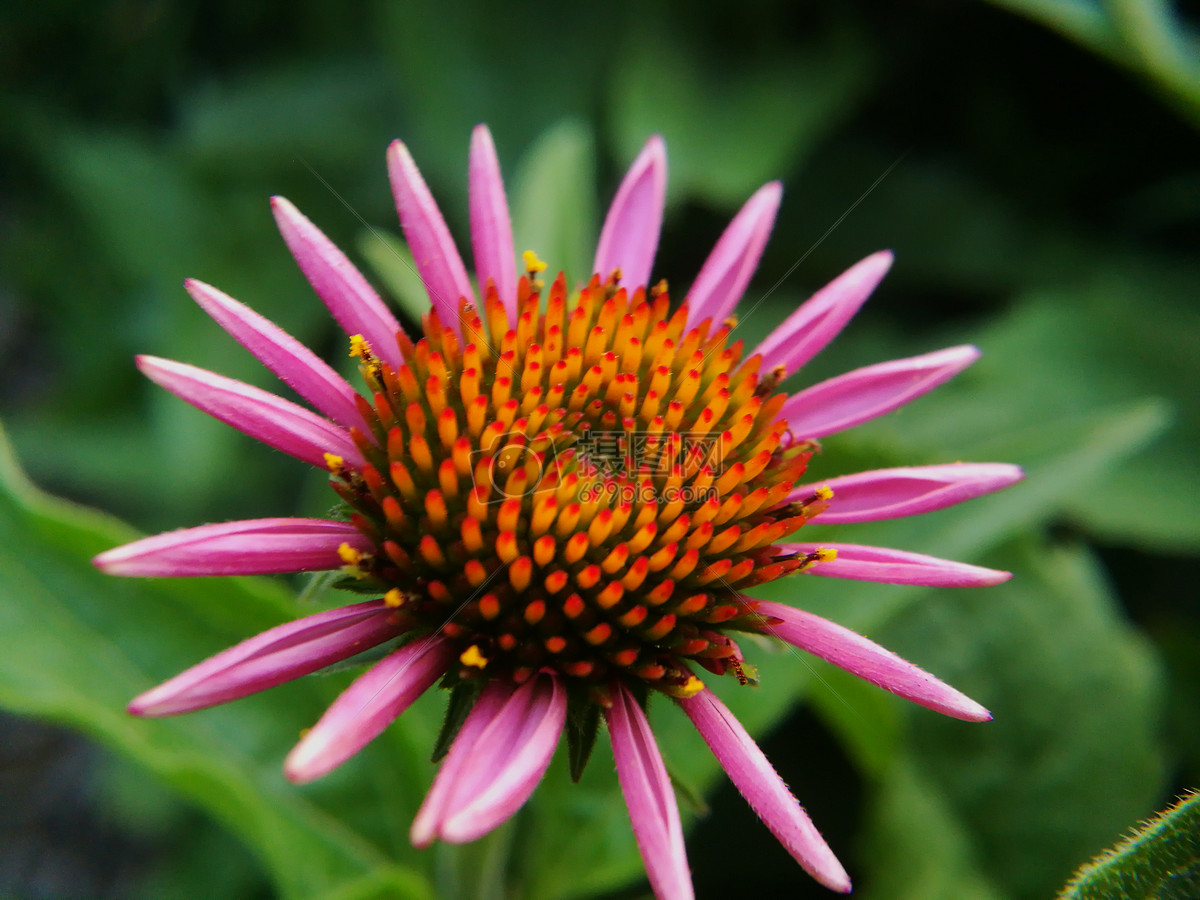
432;680;483;763
565;691;602;783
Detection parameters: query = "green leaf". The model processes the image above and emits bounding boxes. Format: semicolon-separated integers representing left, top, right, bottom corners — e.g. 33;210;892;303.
927;287;1200;551
985;0;1200;126
864;540;1167;899
0;422;433;900
857;754;1007;900
610;20;872;206
1059;791;1200;900
509;119;598;286
358;230;436;326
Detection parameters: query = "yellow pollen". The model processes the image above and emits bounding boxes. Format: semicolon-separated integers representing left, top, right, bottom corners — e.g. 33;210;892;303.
348;334;372;359
323;452;345;475
815;547;838;563
460;645;489;669
815;485;834;502
522;250;548;274
383;588;405;608
337;543;363;566
677;676;705;698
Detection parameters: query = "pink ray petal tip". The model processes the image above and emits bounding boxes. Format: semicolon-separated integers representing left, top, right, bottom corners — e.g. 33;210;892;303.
92;517;370;578
607;681;695;900
686;181;783;327
795;462;1025;524
183;278;369;432
680;689;852;891
753;249;894;377
284;636;454;783
127;599;405;717
755;599;992;722
270;196;404;369
593;136;667;291
411;674;566;847
785;542;1012;588
781;344;981;439
134;355;363;469
386;140;475;337
469;123;518;324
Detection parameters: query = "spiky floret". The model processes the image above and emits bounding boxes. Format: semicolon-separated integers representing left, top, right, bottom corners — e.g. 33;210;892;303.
328;269;830;700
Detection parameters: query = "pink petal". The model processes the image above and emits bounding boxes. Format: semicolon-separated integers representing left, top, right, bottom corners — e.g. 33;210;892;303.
781;345;980;439
606;681;694;900
126;599;405;717
593;136;667;290
270;196;404;369
387;140;475;337
754;599;992;721
411;674;566;847
686;182;782;328
793;463;1025;524
184;279;369;432
469;124;518;324
136;355;363;469
93;517;371;577
285;636;453;783
678;690;851;892
752;250;893;377
780;542;1012;588
411;682;508;847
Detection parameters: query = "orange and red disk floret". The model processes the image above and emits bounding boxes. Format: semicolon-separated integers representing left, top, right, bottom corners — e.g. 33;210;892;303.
326;269;829;700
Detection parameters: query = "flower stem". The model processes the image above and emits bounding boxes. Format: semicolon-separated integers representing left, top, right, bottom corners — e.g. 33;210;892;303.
434;819;516;900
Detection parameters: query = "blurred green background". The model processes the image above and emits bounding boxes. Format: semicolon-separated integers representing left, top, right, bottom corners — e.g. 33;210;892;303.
1;1;1197;898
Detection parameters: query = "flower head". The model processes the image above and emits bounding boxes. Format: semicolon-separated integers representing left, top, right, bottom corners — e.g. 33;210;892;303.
95;125;1022;898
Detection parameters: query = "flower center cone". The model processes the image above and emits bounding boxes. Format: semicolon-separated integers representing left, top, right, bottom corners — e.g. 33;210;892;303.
331;268;833;700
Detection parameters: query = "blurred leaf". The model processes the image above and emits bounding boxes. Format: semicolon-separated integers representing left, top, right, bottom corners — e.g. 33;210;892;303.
509;119;598;285
39;128;211;287
1059;791;1200;900
861;284;1200;551
520;747;645;900
986;0;1200;126
810;399;1171;627
863;540;1166;900
610;19;873;207
179;61;397;171
807;665;905;779
358;230;435;326
371;1;608;190
0;422;433;900
857;755;1006;900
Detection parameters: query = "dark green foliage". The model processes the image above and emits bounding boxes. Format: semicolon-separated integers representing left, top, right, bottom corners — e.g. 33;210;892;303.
0;1;1197;898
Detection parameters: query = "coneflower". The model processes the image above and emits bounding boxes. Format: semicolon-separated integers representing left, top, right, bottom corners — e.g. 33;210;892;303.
94;126;1022;898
